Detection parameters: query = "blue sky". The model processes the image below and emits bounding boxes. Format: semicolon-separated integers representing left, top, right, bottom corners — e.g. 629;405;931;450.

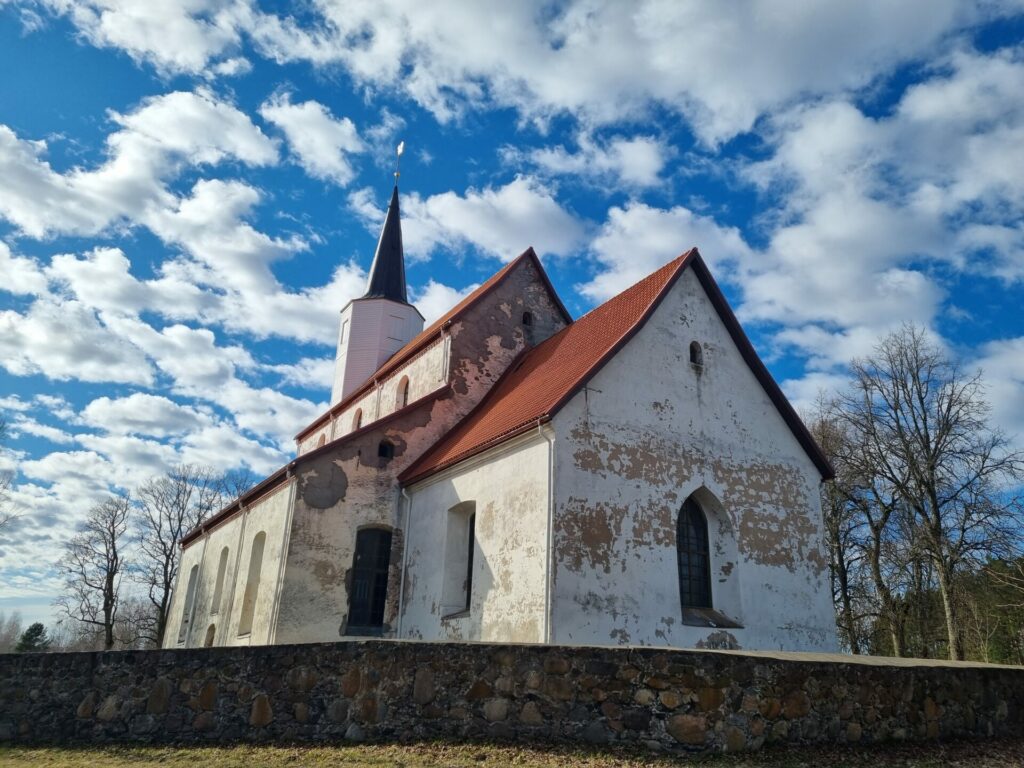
1;1;1024;627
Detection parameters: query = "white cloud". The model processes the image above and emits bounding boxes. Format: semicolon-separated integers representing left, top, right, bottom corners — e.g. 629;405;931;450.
506;133;668;188
0;241;48;295
9;416;74;445
973;337;1024;449
412;279;481;325
0;89;277;238
268;357;335;392
0;299;154;385
580;201;753;301
351;176;586;262
80;393;209;437
40;0;247;76
260;93;365;185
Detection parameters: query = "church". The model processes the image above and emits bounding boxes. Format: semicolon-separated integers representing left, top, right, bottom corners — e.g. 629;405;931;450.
164;181;838;654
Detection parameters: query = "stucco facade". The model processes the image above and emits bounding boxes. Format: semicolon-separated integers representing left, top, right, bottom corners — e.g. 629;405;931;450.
164;185;837;654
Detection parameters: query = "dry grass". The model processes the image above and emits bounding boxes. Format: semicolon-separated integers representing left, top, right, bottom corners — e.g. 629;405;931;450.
2;738;1024;768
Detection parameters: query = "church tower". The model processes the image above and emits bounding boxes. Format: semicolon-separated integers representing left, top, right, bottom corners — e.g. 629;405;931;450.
331;182;424;405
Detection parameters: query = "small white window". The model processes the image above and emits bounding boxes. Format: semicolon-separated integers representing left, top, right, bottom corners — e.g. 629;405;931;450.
441;501;476;617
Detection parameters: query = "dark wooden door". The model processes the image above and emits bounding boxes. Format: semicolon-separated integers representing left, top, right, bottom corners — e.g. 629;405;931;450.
348;528;392;631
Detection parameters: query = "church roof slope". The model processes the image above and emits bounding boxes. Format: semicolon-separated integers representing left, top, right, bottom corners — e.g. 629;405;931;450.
296;246;571;440
400;248;834;484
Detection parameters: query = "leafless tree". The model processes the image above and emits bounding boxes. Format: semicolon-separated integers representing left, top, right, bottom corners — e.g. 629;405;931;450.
54;493;131;650
836;325;1023;660
134;464;229;647
0;610;24;653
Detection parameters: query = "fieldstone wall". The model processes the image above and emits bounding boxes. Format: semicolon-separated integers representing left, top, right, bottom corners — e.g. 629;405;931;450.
1;641;1022;753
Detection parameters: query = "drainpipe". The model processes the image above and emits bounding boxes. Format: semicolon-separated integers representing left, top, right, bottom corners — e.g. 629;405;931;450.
396;487;413;639
539;421;556;645
268;466;298;644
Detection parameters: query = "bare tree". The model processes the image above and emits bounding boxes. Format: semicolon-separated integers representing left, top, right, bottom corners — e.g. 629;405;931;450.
134;464;228;647
0;610;23;653
838;325;1023;660
54;494;131;650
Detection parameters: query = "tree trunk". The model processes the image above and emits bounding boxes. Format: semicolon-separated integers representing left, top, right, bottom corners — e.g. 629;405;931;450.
935;563;963;660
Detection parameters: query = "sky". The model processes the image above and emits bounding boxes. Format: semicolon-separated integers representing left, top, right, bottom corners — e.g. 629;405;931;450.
1;1;1024;628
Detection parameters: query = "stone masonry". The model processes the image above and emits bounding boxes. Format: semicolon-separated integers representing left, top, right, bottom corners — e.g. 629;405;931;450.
1;640;1022;753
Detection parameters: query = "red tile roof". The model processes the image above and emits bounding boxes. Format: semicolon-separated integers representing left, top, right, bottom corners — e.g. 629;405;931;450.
401;248;833;484
296;247;571;440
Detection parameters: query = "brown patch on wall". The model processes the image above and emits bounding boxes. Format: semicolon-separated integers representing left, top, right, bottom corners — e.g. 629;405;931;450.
569;422;825;574
557;497;626;575
737;507;818;575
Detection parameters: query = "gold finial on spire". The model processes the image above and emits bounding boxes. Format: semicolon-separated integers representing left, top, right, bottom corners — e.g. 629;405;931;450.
394;140;405;182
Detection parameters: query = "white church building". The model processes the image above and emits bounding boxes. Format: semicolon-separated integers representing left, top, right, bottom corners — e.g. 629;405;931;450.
165;182;838;653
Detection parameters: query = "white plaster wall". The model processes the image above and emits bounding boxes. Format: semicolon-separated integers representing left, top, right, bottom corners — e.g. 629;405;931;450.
550;267;837;653
164;482;293;648
401;434;550;644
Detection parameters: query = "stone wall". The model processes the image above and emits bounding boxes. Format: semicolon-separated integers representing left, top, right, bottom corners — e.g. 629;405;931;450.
2;641;1022;753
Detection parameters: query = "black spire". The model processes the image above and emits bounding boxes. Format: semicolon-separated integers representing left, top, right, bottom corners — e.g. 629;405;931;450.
363;184;408;303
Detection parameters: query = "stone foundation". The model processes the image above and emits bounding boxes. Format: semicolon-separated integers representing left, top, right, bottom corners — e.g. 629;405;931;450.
1;641;1022;752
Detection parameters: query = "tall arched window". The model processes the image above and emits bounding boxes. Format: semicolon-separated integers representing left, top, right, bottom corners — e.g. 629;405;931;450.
237;531;266;636
316;433;326;448
352;409;362;431
397;376;410;409
210;546;229;615
677;498;712;609
177;564;200;643
347;528;392;633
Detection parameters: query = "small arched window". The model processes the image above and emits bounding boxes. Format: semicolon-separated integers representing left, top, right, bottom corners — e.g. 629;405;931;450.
677;498;712;609
378;440;395;460
178;564;200;643
689;341;704;367
352;409;362;431
204;624;216;647
397;376;410;409
316;433;326;448
522;311;533;327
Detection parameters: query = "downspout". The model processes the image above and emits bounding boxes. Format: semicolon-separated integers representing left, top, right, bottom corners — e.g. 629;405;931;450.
540;420;556;645
397;487;413;639
268;466;298;644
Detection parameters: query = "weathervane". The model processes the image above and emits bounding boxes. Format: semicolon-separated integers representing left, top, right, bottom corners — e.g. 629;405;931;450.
394;140;405;182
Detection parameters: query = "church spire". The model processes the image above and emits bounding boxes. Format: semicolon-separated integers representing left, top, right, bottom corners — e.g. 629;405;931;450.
363;143;408;303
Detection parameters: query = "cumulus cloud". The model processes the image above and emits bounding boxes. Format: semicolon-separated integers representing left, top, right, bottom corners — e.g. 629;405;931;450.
80;393;210;437
260;93;366;185
580;201;753;302
504;133;668;188
411;279;481;325
350;176;586;262
0;89;277;238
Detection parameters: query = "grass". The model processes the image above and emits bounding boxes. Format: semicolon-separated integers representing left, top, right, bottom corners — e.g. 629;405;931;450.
2;738;1024;768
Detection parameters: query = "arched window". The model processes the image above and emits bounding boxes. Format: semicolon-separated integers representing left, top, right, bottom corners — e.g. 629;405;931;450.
316;433;326;448
397;376;410;409
378;440;395;460
347;528;393;633
442;501;476;616
177;564;200;643
689;341;703;367
237;531;266;636
204;624;216;647
522;311;533;327
677;498;711;609
352;409;363;431
210;547;229;615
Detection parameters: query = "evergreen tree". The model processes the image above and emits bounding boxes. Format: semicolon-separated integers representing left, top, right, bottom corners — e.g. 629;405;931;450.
15;622;50;652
